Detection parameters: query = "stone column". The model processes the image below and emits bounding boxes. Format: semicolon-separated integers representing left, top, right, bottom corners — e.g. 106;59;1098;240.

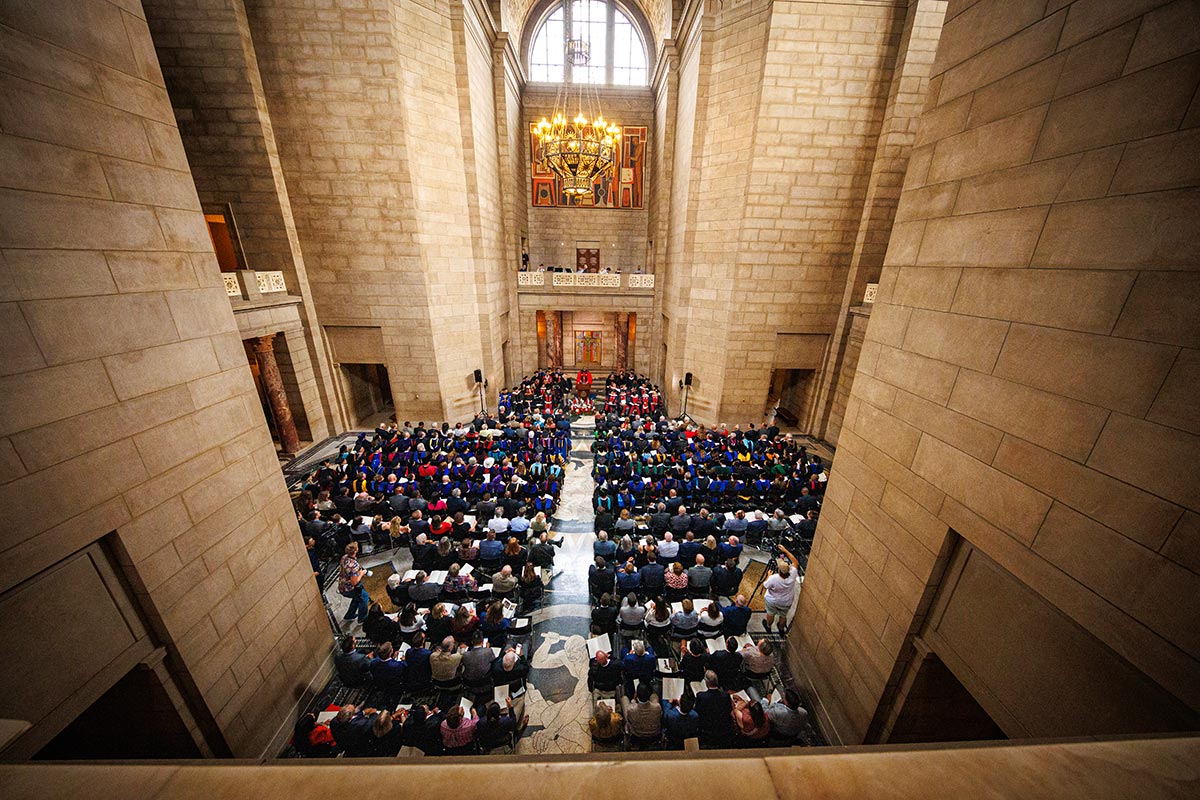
545;311;562;368
252;334;301;454
614;312;630;370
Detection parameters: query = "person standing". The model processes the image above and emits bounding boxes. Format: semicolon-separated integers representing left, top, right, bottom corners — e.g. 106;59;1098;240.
762;556;799;634
338;542;371;628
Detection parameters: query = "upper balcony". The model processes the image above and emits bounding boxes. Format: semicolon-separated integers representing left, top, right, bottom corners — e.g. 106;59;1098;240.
516;271;655;293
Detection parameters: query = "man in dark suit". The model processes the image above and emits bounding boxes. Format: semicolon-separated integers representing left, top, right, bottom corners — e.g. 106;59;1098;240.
589;556;616;599
722;594;752;636
694;670;734;748
708;636;743;689
587;650;623;695
649;503;671;535
677;532;702;567
475;492;497;523
403;633;433;690
334;636;373;687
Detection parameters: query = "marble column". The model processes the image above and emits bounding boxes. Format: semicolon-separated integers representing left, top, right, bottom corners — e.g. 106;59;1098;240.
546;310;562;368
252;334;301;454
614;312;630;370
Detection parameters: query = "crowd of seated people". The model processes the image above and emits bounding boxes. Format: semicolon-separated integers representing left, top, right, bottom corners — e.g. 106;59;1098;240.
582;627;810;750
602;370;663;417
295;370;574;565
581;526;808;750
591;375;827;521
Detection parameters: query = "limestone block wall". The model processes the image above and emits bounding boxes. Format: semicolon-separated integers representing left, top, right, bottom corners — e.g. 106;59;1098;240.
144;0;342;441
523;86;655;272
0;0;328;756
796;0;1200;743
659;0;927;426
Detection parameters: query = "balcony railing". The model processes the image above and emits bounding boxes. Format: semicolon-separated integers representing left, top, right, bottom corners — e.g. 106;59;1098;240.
517;271;654;290
224;270;289;302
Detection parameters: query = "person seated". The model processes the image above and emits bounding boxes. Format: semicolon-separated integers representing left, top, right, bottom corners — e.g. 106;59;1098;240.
502;537;527;571
661;693;700;749
668;507;692;537
722;594;752;636
587;650;623;696
645;596;673;634
443;563;477;597
478;530;504;563
731;696;771;743
687;554;714;596
680;637;709;682
451;604;480;644
401;704;444;756
616;560;642;594
718;534;744;563
529;532;558;572
671;597;699;639
640;559;666;594
741;638;776;677
362;602;402;647
620;639;656;695
518;562;543;610
461;631;497;687
329;704;376;756
292;711;338;757
694;670;734;749
396;603;424;641
708;637;744;689
697;602;725;638
677;532;702;567
477;699;526;751
621;681;663;741
593;530;618;560
492;564;519;594
712;559;743;597
584;589;617;632
588;702;624;744
614;510;637;537
407;571;442;604
698;534;720;568
724;509;749;536
657;532;680;564
618;593;646;629
664;562;689;599
615;534;637;563
430;636;464;686
457;537;479;563
386;573;408;608
491;647;530;693
334;635;373;688
440;704;479;753
366;709;405;757
745;513;768;543
369;641;407;693
403;633;433;690
424;603;453;643
649;503;670;536
481;600;511;648
692;509;718;539
764;688;809;741
588;556;616;598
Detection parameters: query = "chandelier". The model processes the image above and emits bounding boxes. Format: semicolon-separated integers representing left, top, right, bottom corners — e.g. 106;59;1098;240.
534;24;621;196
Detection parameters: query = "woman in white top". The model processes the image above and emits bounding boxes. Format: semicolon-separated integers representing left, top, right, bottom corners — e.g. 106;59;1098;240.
645;595;673;632
762;558;799;634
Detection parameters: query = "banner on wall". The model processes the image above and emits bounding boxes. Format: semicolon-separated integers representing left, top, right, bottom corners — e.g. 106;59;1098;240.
530;125;647;209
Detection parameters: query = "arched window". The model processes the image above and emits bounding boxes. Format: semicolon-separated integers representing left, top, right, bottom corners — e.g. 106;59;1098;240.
528;0;649;86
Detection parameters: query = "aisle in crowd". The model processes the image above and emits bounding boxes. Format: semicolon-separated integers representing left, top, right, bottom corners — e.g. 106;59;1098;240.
286;370;822;758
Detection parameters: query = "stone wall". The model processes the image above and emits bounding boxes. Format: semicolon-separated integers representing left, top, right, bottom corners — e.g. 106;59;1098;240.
0;0;328;756
144;0;342;441
657;0;933;427
796;0;1200;743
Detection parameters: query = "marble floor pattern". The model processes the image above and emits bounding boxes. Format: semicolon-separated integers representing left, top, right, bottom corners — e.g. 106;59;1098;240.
320;411;801;755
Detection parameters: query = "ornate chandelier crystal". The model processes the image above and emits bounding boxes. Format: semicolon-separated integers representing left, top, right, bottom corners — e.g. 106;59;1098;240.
534;30;621;196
